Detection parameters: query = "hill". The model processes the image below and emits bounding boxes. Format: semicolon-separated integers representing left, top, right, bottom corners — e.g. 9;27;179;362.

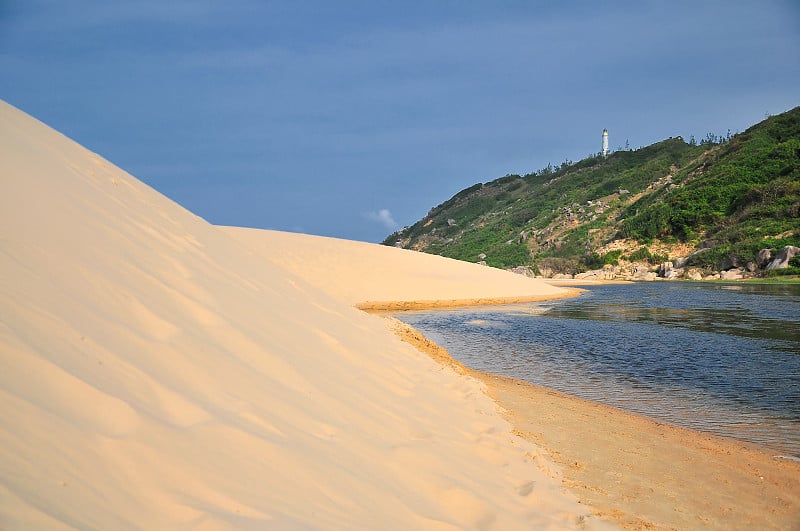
385;107;800;279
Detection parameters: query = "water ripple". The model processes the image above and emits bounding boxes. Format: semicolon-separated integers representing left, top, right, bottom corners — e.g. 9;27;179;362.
397;282;800;457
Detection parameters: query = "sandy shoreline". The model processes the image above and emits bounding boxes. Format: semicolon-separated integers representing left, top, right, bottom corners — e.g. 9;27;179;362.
221;227;800;529
355;290;584;312
390;315;800;530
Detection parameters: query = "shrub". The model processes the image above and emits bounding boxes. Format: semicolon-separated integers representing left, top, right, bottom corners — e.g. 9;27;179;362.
627;247;668;265
603;249;623;265
766;267;800;277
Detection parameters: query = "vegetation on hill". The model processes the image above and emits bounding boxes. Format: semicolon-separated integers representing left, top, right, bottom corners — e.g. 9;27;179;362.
384;107;800;277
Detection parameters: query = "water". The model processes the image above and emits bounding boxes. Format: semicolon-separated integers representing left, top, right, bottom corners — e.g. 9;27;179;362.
396;282;800;457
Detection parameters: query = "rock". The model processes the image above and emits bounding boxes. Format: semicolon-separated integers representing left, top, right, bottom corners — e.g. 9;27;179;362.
721;269;744;280
510;266;532;277
447;218;457;227
746;262;757;273
657;262;673;277
551;273;574;280
756;249;772;268
631;266;657;281
674;256;689;269
686;269;704;281
719;256;738;271
664;268;684;280
765;245;800;270
477;253;487;261
575;268;617;280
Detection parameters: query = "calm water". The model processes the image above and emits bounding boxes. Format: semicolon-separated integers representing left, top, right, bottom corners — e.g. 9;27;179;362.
396;282;800;457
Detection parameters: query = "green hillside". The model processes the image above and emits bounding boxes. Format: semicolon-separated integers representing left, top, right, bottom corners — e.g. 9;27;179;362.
384;107;800;277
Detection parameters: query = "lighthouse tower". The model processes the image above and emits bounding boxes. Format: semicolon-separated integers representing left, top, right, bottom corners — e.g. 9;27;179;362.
602;128;609;158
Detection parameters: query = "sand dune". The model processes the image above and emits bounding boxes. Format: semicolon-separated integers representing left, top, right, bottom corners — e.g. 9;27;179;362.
0;100;608;529
221;226;576;310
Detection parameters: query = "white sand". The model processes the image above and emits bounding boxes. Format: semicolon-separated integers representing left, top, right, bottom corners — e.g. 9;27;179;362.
221;226;575;310
0;100;608;529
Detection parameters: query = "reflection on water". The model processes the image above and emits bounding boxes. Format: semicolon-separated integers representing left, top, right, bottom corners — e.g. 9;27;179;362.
396;282;800;457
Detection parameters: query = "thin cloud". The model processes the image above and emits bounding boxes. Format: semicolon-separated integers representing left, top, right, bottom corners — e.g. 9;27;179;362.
366;209;397;230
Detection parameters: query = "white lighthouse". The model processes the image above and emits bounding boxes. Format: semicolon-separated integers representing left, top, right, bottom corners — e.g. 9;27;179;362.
602;128;609;158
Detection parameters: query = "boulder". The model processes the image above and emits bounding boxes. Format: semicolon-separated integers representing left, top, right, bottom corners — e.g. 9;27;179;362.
686;269;704;281
510;266;532;277
765;245;800;270
631;266;657;281
756;249;772;268
719;256;740;271
664;268;684;280
721;269;744;280
575;268;616;280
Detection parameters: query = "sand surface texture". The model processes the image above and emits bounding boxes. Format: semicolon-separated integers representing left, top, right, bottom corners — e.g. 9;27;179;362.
0;100;609;530
226;229;800;530
222;226;578;311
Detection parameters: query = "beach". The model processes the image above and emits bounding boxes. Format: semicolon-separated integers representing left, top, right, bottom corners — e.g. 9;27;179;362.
228;228;800;530
2;98;799;530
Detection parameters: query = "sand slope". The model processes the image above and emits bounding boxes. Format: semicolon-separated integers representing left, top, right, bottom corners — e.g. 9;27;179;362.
221;227;575;310
0;100;607;529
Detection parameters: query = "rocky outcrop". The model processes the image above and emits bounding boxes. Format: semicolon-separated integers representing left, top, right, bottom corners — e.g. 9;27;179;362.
632;269;658;281
657;261;685;279
686;269;704;281
574;266;617;281
528;244;799;281
721;268;744;280
756;249;773;268
765;246;800;270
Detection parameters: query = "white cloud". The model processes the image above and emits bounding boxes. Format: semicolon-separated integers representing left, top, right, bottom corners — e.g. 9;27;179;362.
366;209;398;230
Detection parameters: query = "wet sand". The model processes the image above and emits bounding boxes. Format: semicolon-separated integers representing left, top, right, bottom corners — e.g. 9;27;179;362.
390;317;800;530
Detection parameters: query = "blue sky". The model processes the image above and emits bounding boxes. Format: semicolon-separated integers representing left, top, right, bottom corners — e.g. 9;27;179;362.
2;1;799;242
